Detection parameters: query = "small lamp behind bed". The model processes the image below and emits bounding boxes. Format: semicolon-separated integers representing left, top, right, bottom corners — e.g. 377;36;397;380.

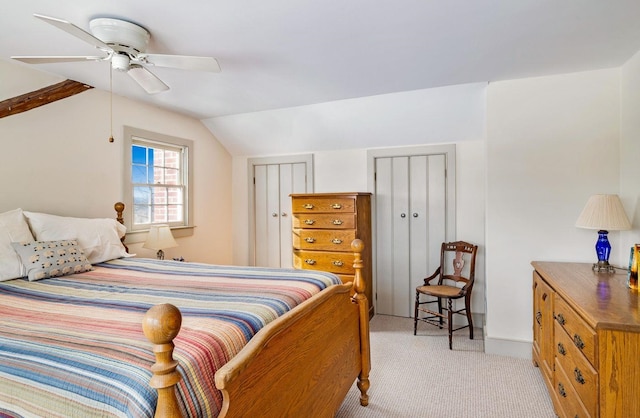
143;225;178;260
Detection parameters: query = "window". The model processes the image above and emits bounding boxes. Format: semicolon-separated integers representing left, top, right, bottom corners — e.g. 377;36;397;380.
124;127;193;234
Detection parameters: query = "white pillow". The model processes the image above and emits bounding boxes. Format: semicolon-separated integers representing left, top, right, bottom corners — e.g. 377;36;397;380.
24;212;130;264
0;208;35;281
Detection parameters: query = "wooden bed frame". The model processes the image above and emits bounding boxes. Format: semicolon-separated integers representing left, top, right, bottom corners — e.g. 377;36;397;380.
115;203;371;418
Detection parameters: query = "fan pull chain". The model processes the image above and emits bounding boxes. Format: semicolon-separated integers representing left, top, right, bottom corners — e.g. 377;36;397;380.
108;66;114;143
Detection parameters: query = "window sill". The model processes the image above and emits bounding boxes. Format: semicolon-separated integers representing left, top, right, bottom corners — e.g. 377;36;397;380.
124;225;195;245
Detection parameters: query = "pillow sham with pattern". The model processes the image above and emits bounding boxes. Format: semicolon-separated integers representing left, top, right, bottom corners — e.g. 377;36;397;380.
11;239;93;281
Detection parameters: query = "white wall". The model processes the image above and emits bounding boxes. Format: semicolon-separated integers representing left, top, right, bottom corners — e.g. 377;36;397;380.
1;61;233;264
485;68;622;355
620;49;640;249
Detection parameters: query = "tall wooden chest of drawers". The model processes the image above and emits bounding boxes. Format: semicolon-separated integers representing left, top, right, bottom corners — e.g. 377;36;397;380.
532;262;640;418
291;192;373;317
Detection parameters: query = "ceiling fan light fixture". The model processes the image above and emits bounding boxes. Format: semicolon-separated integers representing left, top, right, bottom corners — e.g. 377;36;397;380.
111;53;130;71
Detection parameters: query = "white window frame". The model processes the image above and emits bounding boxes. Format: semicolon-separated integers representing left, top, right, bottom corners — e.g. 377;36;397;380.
123;126;194;243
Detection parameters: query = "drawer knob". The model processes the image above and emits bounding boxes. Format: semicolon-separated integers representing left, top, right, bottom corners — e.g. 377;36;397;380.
574;367;585;385
331;203;342;209
557;343;566;356
332;219;343;225
333;260;344;267
573;334;585;350
304;219;315;225
305;237;316;243
332;238;343;244
556;313;566;325
304;259;316;265
557;383;567;398
303;204;314;209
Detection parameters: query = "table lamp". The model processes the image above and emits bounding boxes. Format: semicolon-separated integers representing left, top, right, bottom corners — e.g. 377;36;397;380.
143;224;178;260
575;194;631;273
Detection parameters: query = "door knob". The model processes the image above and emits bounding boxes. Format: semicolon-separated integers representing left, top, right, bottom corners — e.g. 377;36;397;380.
413;213;419;218
272;213;278;217
400;213;406;218
281;212;287;217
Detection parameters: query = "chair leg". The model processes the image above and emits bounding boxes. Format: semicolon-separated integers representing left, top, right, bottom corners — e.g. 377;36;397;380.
466;294;474;340
447;298;453;350
437;297;443;329
413;290;419;335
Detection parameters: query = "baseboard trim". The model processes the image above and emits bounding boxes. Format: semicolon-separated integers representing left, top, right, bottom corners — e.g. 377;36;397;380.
484;335;532;359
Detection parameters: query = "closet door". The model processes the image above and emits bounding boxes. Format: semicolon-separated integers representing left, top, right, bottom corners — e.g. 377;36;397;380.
375;153;450;317
251;156;312;268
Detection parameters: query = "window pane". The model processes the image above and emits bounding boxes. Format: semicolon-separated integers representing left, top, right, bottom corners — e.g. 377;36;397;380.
153;167;164;184
164;150;180;169
133;186;151;204
152;186;167;204
153;148;164;167
167;205;183;222
132;146;147;165
165;168;180;185
132;164;148;183
152;206;167;223
133;205;150;224
167;187;183;204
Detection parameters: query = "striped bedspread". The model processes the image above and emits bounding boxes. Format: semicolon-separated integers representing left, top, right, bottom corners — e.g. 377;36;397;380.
0;258;341;418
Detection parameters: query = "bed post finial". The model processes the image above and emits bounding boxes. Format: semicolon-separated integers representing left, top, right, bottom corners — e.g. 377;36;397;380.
351;239;370;407
114;202;125;225
142;304;184;418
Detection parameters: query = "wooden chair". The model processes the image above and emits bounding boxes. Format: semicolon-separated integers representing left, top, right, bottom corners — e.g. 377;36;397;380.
413;241;478;349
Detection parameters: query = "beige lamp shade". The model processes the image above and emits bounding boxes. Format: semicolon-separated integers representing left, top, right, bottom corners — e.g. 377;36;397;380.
575;194;631;231
143;224;178;252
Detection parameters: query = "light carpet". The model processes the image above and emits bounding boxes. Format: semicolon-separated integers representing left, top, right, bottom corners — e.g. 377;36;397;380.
336;315;555;418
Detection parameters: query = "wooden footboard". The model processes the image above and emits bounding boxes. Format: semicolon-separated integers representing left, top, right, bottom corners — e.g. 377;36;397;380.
141;240;371;418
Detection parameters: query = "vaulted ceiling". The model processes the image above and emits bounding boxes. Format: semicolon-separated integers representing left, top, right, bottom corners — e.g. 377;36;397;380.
2;1;640;122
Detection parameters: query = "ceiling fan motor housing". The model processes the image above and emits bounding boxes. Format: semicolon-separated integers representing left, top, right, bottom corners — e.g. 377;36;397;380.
89;17;150;59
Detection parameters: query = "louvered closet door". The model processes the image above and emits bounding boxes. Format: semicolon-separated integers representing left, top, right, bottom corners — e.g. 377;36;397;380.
375;154;447;317
253;162;308;268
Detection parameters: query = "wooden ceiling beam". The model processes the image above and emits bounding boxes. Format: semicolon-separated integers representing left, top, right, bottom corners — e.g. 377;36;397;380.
0;79;93;118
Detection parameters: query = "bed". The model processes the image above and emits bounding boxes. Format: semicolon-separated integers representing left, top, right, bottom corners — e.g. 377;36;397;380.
0;203;371;417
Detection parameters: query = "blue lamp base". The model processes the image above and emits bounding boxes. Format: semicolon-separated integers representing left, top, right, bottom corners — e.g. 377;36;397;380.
593;230;615;273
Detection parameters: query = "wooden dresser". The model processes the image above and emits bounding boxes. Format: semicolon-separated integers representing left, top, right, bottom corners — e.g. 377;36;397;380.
532;262;640;418
291;192;373;317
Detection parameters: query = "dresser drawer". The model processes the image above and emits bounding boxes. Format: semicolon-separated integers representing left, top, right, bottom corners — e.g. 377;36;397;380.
554;322;598;417
554;358;591;418
292;198;355;213
554;295;597;366
293;214;355;229
293;250;355;275
293;229;355;251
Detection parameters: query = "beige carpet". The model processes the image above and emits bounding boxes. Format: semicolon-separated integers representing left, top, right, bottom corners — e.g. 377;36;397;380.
336;315;555;418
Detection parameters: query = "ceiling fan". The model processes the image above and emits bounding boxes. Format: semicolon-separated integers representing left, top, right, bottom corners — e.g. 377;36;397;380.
11;14;221;94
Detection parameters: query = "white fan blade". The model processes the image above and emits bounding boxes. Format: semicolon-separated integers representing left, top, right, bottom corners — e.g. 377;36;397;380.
11;56;105;64
138;54;221;72
128;65;169;94
33;14;113;52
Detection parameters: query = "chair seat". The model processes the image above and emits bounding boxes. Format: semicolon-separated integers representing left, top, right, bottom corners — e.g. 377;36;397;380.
417;284;463;298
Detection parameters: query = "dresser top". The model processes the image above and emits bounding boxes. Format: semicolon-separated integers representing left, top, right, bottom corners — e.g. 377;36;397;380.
532;261;640;333
290;192;372;197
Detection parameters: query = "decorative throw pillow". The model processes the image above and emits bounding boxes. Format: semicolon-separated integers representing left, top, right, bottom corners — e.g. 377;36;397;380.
11;239;93;281
0;208;35;281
